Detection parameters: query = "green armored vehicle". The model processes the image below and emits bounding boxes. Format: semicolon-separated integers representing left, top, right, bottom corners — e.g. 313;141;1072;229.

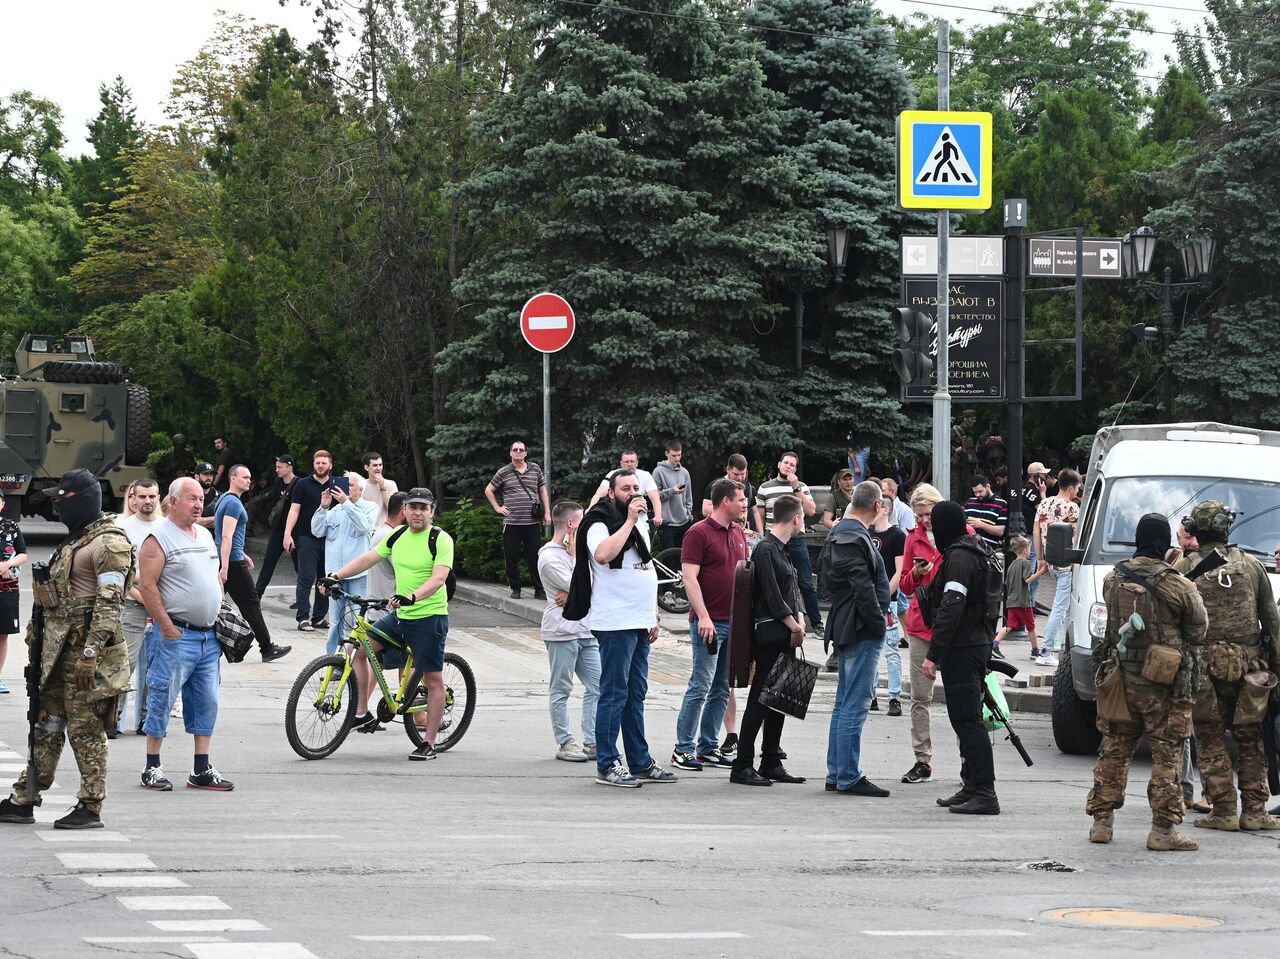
0;334;151;519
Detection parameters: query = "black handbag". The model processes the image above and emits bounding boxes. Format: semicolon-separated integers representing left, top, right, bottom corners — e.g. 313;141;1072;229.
214;600;254;663
759;648;819;720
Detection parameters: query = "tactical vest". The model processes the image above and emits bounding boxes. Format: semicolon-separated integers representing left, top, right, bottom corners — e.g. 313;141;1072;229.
1109;562;1175;665
1189;546;1260;648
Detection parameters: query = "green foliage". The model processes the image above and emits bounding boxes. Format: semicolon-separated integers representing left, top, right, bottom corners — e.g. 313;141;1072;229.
435;497;538;584
67;77;143;223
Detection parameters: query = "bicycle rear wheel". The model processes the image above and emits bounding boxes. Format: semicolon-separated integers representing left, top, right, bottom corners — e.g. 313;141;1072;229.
285;654;358;760
655;547;690;615
403;652;477;752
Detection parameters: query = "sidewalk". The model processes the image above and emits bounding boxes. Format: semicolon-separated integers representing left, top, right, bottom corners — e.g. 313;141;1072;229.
454;578;1059;714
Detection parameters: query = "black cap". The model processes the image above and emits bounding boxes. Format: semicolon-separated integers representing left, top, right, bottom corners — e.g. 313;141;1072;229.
195;462;214;474
404;487;435;506
55;468;99;497
277;454;295;466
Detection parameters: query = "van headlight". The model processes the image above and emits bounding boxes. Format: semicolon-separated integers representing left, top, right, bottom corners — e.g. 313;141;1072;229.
1088;602;1108;640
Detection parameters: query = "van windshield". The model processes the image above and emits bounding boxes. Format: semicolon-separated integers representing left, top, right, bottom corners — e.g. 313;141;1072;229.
1085;476;1280;565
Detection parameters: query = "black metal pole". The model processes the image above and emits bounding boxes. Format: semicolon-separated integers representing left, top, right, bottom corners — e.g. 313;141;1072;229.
1005;219;1026;538
793;285;804;471
1161;266;1175;419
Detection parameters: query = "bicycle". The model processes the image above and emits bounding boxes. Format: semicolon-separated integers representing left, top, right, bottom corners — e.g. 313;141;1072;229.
284;588;476;761
653;547;689;615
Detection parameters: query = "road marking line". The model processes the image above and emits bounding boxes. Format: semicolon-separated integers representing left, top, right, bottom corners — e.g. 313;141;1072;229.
57;852;155;870
0;763;30;772
437;834;528;840
527;315;569;330
117;895;230;911
38;829;129;842
242;834;341;840
151;919;268;932
620;933;748;940
82;874;189;888
354;935;494;942
185;944;319;959
0;750;22;759
85;937;228;944
861;930;1029;937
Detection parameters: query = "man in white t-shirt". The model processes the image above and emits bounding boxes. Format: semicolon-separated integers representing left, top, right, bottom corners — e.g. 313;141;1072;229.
583;470;676;788
119;478;164;734
587;451;663;526
360;451;400;528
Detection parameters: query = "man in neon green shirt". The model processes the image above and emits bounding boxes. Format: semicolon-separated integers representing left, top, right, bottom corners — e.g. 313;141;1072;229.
327;488;453;761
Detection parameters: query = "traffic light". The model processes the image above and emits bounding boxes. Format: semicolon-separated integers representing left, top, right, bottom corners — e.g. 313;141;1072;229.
891;306;935;383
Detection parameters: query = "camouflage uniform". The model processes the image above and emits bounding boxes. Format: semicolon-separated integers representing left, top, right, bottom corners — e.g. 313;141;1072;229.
1174;502;1280;829
1087;557;1207;831
10;516;134;813
951;412;979;498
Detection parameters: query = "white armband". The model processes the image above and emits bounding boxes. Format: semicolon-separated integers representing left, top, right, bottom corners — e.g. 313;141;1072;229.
943;580;968;597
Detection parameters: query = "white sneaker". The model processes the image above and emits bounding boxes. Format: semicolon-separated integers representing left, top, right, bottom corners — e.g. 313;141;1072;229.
556;739;589;763
170;695;183;719
1039;654;1059;668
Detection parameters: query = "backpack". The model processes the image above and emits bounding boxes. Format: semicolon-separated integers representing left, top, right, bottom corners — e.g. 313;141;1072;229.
386;524;457;601
951;536;1004;625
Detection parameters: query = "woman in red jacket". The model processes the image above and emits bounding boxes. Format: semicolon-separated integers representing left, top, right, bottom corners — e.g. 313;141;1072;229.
897;483;972;786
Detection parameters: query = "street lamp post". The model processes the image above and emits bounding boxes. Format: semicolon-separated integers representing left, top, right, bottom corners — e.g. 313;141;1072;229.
1121;227;1216;420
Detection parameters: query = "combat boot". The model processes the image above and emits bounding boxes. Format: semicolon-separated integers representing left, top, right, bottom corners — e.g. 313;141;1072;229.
1194;807;1240;832
1089;812;1114;844
53;802;103;830
936;786;975;808
1147;826;1198;851
949;787;1000;815
0;797;35;824
1238;810;1280;831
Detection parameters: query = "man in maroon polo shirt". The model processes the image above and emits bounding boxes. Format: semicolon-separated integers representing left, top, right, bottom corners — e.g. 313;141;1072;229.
671;478;749;770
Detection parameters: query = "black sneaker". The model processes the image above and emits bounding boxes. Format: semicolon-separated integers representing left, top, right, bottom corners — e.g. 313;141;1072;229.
901;761;933;784
990;645;1006;660
697;749;733;768
533;588;547;601
408;744;438;762
869;697;880;712
949;788;1000;815
187;767;235;791
671;751;703;770
141;766;173;791
289;601;298;610
510;588;521;599
350;712;380;732
836;777;890;797
261;644;292;662
887;698;903;717
0;797;35;823
937;787;975;808
720;733;739;758
54;802;103;830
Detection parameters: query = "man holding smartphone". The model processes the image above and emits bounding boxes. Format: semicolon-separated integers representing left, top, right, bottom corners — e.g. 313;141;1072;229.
671;479;749;771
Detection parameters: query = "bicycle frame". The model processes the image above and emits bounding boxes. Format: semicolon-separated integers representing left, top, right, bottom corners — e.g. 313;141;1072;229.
654;556;681;587
315;614;427;719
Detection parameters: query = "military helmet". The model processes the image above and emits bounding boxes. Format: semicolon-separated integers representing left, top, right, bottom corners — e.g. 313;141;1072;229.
172;433;187;446
1183;500;1235;544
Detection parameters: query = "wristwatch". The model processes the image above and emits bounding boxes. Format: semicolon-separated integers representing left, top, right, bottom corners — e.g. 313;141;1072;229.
82;646;97;660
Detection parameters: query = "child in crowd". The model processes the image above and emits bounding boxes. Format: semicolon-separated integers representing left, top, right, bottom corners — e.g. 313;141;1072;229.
993;536;1044;659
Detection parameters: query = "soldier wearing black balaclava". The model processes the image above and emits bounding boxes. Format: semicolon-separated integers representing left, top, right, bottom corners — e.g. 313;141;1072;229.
923;500;1000;815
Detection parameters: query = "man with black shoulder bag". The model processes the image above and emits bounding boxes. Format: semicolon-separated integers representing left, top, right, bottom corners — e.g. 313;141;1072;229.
1087;513;1207;851
730;493;807;787
485;439;551;600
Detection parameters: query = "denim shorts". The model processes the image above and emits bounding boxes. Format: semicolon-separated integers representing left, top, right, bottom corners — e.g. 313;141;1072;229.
368;613;448;673
142;627;222;738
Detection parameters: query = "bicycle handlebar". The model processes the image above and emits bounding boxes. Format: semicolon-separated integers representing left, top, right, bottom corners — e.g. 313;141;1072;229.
323;585;390;612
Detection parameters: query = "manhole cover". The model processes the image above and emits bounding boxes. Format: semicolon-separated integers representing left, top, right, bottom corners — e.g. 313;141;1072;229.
1044;908;1223;930
1023;860;1076;873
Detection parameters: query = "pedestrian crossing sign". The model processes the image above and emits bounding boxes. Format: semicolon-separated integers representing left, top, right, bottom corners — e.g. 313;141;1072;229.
897;110;993;211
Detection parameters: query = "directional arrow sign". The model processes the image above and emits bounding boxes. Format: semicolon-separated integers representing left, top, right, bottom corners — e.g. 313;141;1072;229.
520;292;576;353
1027;238;1123;279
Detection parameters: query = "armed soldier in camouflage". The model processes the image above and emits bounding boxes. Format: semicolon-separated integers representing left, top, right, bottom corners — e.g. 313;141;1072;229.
1174;500;1280;832
0;469;134;829
1086;514;1207;851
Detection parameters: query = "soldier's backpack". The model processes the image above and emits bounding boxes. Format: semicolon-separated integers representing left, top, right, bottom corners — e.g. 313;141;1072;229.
951;535;1005;626
385;525;457;601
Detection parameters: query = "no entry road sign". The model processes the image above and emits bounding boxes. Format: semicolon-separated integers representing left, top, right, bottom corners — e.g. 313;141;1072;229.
520;292;576;353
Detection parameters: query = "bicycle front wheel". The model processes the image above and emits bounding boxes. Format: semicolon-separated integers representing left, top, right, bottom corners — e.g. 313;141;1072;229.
404;652;477;752
655;547;690;615
285;654;357;760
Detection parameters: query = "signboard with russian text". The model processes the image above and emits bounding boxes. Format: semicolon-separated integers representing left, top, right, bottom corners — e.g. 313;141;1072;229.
901;278;1005;402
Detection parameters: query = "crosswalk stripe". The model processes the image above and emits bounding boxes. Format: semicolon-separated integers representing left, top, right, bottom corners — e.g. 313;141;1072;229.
57;852;155;870
117;895;229;911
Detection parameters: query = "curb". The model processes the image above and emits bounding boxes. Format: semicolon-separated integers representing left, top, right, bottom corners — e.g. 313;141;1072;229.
454;581;544;625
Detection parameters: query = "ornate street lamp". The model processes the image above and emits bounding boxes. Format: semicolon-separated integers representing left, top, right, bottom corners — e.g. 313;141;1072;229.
827;226;850;283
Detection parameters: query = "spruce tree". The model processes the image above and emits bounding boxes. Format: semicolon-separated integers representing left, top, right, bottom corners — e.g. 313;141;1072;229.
746;0;929;465
437;0;810;494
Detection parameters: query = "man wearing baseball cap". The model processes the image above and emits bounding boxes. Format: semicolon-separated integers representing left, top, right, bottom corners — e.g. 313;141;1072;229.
255;455;299;599
1021;462;1051;606
194;462;220;530
325;488;454;761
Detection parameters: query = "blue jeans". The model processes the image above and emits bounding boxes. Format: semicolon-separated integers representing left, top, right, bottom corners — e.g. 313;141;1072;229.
547;638;601;746
142;626;222;738
826;640;883;789
674;620;731;756
325;574;368;655
868;623;903;700
788;538;822;626
1042;567;1072;652
592;629;653;775
294;534;328;624
1027;541;1039;607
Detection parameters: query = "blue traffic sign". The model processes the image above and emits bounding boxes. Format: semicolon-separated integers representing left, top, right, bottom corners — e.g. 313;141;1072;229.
898;110;993;211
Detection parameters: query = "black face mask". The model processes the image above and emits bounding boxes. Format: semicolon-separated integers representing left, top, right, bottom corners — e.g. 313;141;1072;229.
54;484;103;533
1134;513;1171;561
931;500;968;551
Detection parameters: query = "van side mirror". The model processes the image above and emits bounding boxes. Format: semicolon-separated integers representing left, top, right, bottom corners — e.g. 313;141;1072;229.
1044;522;1083;567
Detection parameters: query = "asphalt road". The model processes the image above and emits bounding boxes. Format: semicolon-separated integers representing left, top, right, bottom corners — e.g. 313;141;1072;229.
3;521;1279;958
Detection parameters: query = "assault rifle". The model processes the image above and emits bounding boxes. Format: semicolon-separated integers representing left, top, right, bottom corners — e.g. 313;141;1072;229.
25;562;49;803
987;658;1034;767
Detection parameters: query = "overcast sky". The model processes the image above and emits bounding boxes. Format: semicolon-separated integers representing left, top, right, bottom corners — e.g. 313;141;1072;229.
4;0;1194;156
